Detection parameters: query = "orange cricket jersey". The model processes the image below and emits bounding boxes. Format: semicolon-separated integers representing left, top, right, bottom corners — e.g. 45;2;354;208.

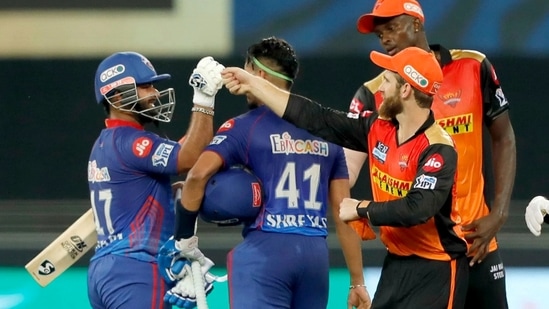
365;115;465;261
348;45;510;254
285;94;467;261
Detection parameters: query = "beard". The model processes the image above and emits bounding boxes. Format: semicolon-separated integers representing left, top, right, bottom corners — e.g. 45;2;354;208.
378;92;403;119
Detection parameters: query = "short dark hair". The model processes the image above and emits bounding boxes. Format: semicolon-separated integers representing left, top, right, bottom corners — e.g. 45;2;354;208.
246;36;299;86
395;74;433;108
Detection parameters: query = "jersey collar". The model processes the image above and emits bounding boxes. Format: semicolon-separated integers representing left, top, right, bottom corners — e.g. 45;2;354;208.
429;44;452;67
104;119;144;130
399;111;436;143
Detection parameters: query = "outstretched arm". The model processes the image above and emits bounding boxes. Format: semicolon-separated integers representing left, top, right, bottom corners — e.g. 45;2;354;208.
222;67;371;152
223;67;290;117
345;148;368;188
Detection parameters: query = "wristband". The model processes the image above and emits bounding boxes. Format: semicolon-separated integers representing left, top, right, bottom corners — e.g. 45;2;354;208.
175;205;199;239
349;284;367;289
356;200;370;219
191;106;214;116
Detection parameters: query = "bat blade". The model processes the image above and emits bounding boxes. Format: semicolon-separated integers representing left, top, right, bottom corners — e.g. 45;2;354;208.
25;209;97;287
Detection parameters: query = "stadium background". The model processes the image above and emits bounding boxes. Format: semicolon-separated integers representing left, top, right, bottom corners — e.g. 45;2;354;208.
0;0;548;308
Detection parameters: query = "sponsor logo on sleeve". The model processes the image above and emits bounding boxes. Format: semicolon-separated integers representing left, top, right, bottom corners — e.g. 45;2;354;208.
413;174;438;190
490;66;500;86
423;153;444;173
152;143;174;167
372;141;389;163
495;88;508;107
217;119;235;133
133;137;153;158
210;135;227;145
347;98;364;119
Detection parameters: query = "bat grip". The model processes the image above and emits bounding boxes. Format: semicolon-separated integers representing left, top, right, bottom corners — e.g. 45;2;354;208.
192;260;208;309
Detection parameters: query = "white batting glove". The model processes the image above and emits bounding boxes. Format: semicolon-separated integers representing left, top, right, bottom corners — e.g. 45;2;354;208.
164;258;225;309
188;56;225;108
175;236;206;265
164;264;198;309
525;196;549;236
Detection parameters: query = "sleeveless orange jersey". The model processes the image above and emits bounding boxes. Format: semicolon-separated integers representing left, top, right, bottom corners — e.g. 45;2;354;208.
348;45;510;254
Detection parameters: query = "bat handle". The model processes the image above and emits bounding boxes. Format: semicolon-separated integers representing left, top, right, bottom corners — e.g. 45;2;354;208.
192;260;208;309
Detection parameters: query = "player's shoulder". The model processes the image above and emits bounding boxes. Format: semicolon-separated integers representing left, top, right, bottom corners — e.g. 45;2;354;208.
215;108;262;135
361;71;385;93
449;48;487;63
424;123;454;147
111;126;159;144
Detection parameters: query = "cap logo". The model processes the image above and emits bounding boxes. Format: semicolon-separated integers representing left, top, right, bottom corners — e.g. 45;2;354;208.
403;65;428;88
140;56;155;71
403;3;424;17
100;64;125;82
431;82;442;94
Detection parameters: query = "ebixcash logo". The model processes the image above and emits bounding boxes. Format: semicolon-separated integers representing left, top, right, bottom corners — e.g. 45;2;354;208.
38;260;56;275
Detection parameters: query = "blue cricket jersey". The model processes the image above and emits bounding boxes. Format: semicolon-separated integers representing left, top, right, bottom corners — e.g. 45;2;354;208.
205;106;348;237
87;119;180;263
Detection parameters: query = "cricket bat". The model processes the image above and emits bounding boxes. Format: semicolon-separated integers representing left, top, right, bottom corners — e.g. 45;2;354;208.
25;208;97;287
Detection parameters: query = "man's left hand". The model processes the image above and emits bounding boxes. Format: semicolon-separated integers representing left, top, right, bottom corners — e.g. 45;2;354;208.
347;285;372;309
339;198;363;222
462;213;504;266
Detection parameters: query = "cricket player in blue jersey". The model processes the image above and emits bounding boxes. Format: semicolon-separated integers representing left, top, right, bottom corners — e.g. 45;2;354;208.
159;37;371;309
87;51;224;309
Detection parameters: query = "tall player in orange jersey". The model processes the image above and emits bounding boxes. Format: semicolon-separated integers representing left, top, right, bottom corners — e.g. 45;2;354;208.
344;1;516;308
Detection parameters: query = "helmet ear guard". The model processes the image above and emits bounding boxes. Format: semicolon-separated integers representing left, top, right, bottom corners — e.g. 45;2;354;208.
200;165;264;226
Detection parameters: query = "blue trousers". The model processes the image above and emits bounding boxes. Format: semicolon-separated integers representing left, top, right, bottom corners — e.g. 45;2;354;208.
227;230;329;309
88;254;172;309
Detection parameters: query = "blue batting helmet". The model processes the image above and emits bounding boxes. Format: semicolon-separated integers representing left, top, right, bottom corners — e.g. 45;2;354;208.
200;165;263;225
94;51;175;122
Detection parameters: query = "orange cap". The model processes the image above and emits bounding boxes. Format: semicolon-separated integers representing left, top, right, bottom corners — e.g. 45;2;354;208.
370;47;442;95
357;0;425;34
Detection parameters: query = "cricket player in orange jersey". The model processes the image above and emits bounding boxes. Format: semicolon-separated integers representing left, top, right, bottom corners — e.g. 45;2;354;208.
345;1;516;308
